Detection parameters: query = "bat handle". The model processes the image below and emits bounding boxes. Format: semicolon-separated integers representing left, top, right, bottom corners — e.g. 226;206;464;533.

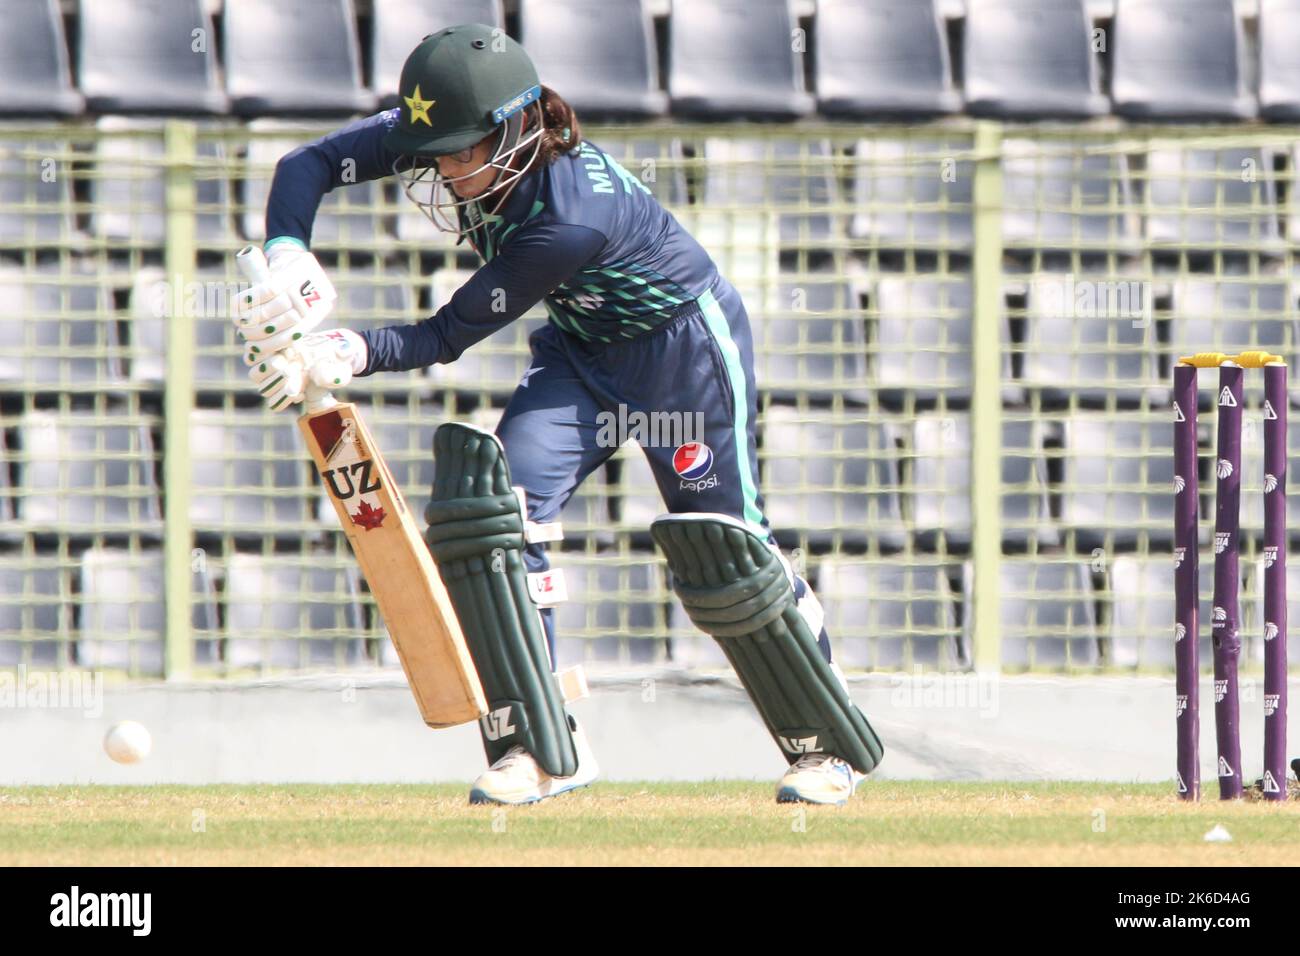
237;245;338;413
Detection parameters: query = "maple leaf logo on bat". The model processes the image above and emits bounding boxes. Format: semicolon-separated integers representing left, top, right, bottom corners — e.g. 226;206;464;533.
352;500;386;530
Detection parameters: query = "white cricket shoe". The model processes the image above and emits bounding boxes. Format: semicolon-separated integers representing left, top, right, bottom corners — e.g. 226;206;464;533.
775;753;865;806
468;715;598;805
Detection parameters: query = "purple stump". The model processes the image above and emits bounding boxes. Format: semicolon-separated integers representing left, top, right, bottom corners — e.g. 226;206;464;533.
1263;363;1289;800
1173;364;1201;800
1212;364;1244;799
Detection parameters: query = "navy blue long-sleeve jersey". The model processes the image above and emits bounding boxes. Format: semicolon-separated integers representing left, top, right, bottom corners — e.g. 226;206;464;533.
265;109;720;372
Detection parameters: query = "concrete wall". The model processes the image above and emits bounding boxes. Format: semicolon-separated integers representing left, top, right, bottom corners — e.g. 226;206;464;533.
2;668;1298;787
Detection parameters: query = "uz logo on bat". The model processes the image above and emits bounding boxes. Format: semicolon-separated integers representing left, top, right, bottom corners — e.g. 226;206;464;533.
321;460;382;500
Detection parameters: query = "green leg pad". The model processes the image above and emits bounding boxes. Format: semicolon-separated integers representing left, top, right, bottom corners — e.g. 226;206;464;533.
651;513;884;775
424;423;578;778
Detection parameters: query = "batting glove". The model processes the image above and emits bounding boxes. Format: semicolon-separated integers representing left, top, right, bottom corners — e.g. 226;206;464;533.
246;329;367;412
232;244;338;358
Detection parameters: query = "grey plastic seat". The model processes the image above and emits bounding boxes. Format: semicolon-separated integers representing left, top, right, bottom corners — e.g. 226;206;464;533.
79;0;228;113
590;135;688;207
129;266;245;389
1059;415;1174;549
1002;138;1137;251
964;0;1108;118
0;262;123;389
873;277;986;402
0;0;83;115
973;561;1098;668
894;414;1056;552
224;554;364;669
76;548;219;675
0;136;77;244
17;411;162;531
1167;279;1294;373
753;270;869;403
225;0;376;116
1260;0;1300;121
703;138;838;248
1107;555;1211;669
850;139;972;248
761;405;906;552
321;261;418;394
817;560;960;668
555;557;667;665
1112;0;1256;120
668;0;814;119
372;0;504;105
189;409;311;532
522;0;666;117
1144;148;1280;250
814;0;961;118
423;268;545;395
90;117;233;244
0;561;65;666
1021;274;1161;404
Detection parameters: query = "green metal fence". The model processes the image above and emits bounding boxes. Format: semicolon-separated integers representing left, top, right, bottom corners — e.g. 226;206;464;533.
1;118;1298;677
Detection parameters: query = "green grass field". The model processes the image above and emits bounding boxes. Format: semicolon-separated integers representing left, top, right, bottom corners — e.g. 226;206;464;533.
2;781;1298;866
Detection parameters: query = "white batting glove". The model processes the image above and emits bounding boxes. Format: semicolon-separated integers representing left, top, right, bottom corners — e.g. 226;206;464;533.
232;245;338;358
246;329;367;412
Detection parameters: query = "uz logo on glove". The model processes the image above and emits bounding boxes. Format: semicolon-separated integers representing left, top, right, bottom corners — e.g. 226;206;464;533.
300;279;321;307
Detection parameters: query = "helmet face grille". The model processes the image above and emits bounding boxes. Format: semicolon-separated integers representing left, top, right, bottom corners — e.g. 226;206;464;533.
394;105;544;240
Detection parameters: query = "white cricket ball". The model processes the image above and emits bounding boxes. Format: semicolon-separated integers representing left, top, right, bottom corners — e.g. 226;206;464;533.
103;720;152;764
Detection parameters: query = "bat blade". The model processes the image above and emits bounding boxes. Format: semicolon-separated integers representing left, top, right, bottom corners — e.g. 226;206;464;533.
302;402;485;728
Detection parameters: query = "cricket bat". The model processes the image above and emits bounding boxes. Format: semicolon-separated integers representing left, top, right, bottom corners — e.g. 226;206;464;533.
236;245;486;728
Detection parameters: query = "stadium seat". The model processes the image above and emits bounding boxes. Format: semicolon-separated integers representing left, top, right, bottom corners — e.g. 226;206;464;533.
1020;274;1162;405
0;0;83;115
608;441;662;531
224;554;365;669
0;426;13;533
15;410;162;532
1166;279;1295;379
423;268;545;395
589;134;688;208
1001;138;1138;252
963;0;1109;119
850;138;973;250
241;120;378;247
818;559;961;669
702;138;839;249
1058;414;1174;550
0;561;65;667
814;0;961;118
1112;0;1257;120
1143;148;1280;252
224;0;376;116
976;561;1099;668
76;548;219;675
521;0;667;118
760;405;907;553
1259;0;1300;121
78;0;227;114
894;414;1056;553
667;598;730;667
0;262;123;389
1107;555;1212;669
870;277;1015;405
129;266;244;390
89;117;233;245
189;409;312;533
372;0;504;105
555;557;667;665
323;260;421;394
753;267;870;404
0;135;77;246
668;0;815;119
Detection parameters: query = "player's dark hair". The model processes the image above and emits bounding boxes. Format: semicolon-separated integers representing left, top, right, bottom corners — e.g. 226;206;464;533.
535;85;583;164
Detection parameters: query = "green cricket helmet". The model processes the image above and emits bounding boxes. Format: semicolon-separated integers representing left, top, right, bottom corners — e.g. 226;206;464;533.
386;24;545;236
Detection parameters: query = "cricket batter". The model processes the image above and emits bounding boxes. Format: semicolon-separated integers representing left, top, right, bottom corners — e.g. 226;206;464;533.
232;24;883;806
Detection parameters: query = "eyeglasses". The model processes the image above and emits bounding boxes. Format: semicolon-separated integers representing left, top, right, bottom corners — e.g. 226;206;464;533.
444;146;476;164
